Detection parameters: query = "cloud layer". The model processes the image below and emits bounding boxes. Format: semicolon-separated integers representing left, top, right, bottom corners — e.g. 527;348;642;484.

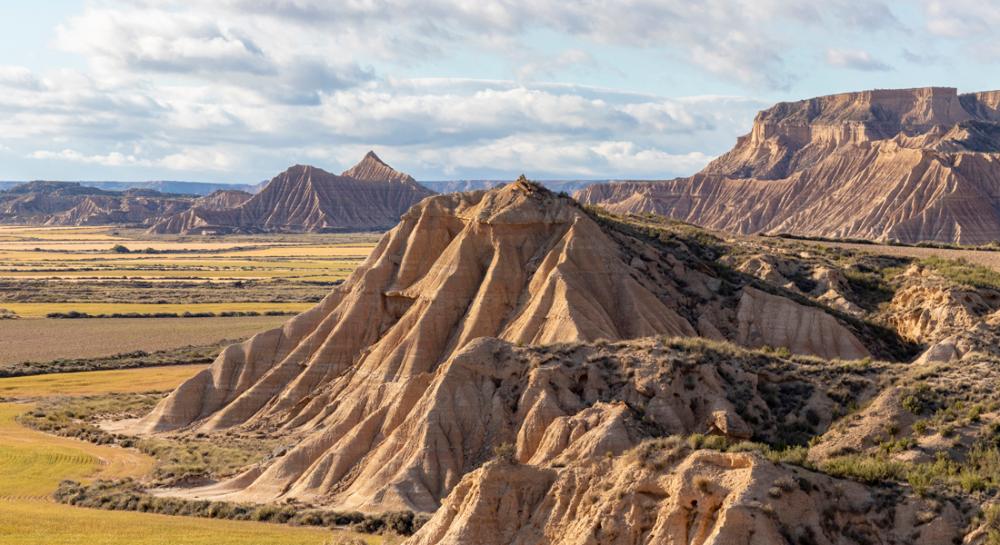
0;0;992;181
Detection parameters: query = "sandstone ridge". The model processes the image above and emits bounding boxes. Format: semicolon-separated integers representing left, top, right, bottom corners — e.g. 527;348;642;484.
577;87;1000;244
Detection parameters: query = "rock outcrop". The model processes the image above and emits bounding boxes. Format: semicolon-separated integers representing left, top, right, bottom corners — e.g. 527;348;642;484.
148;152;435;234
410;445;960;545
736;287;870;359
577;87;1000;244
193;189;253;210
135;181;879;514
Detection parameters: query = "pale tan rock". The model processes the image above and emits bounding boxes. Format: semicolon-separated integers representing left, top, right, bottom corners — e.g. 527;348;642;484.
408;447;961;545
736;286;870;360
133;181;885;514
884;265;1000;343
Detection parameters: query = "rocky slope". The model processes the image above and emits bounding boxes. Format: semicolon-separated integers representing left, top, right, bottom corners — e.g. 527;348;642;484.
0;182;194;226
128;179;918;521
148;152;435;234
412;447;959;545
577;87;1000;244
192;189;253;210
116;180;1000;544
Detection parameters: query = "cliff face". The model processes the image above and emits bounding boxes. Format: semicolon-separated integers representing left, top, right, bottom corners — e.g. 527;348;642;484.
577;87;1000;244
148;152;435;234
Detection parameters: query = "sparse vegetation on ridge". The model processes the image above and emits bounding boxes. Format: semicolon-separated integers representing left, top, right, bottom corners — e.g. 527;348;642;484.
53;479;429;537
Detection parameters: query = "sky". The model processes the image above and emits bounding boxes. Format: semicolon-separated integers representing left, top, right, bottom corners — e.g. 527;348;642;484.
0;1;997;183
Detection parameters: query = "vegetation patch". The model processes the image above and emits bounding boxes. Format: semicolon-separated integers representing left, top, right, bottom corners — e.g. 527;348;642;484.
0;339;233;377
921;256;1000;291
18;393;279;485
54;479;430;537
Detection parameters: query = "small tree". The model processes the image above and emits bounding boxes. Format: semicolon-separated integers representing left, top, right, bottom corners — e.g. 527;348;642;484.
110;244;130;254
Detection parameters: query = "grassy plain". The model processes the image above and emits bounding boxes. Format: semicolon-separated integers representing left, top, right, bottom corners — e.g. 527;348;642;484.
796;238;1000;274
0;365;206;398
0;368;387;545
2;301;311;318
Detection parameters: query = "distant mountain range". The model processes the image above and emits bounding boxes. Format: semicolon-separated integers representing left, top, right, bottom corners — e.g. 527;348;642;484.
0;158;606;232
0;180;259;195
419;179;602;194
0;178;603;198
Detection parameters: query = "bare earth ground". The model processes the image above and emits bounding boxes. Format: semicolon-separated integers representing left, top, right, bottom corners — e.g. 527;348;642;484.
0;316;289;365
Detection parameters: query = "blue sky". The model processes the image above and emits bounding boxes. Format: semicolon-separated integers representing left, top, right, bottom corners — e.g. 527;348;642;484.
0;0;997;183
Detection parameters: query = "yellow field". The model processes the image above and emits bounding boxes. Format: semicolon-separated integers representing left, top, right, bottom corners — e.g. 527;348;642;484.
0;226;374;292
0;367;389;545
0;502;340;545
0;403;155;499
0;365;207;398
3;302;312;318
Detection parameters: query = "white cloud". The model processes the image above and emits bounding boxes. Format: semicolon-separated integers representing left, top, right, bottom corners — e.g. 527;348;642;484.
6;0;935;181
825;48;893;72
30;149;142;167
0;66;43;90
923;0;1000;37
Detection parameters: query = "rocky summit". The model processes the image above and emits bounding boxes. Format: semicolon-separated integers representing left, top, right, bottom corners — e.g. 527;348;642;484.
577;87;1000;245
147;152;435;234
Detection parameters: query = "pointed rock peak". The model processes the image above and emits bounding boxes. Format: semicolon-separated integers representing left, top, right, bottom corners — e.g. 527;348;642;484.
512;174;545;193
363;150;386;164
342;151;416;183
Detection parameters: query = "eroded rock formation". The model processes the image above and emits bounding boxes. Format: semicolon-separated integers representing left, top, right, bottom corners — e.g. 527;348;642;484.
577;87;1000;244
411;447;959;545
135;181;881;515
148;152;434;234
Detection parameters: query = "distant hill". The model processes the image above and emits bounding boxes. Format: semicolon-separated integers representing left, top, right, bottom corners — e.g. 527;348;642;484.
577;87;1000;245
0;180;257;195
419;179;601;194
148;151;435;234
0;181;193;226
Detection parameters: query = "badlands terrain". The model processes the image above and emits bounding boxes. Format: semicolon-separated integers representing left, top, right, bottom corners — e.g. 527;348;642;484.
4;178;987;544
5;93;1000;543
578;87;1000;245
0;151;434;235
